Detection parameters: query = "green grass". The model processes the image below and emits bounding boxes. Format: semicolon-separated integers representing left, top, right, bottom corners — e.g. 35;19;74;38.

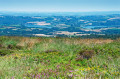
0;36;120;79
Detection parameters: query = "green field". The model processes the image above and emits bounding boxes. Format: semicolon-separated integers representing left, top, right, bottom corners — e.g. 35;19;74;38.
0;36;120;79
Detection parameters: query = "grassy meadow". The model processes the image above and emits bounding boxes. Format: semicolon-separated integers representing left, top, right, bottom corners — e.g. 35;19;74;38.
0;36;120;79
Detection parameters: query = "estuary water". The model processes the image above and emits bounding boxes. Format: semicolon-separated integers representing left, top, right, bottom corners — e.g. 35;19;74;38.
25;24;52;28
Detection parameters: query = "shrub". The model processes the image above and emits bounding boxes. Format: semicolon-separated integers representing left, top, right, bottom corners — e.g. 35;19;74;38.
76;50;95;61
0;49;13;56
45;49;59;53
0;44;4;49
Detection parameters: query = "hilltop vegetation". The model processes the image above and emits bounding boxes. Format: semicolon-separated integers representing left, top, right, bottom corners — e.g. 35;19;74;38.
0;36;120;79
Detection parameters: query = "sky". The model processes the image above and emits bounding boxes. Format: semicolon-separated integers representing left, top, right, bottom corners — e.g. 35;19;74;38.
0;0;120;12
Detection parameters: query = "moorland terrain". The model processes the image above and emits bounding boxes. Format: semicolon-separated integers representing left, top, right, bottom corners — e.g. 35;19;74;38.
0;36;120;79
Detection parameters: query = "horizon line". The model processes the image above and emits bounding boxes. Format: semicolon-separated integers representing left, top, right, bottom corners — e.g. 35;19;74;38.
0;10;120;13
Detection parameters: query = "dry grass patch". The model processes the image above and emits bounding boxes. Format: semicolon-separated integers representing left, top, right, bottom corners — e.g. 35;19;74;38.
17;37;40;49
63;38;113;45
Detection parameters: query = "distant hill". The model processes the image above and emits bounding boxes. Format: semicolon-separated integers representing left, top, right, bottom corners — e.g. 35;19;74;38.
0;11;120;16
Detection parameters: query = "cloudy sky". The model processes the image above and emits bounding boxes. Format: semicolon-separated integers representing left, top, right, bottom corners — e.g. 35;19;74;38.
0;0;120;12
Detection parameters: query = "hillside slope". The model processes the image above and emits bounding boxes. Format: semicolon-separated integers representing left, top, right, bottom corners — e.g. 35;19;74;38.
0;36;120;79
